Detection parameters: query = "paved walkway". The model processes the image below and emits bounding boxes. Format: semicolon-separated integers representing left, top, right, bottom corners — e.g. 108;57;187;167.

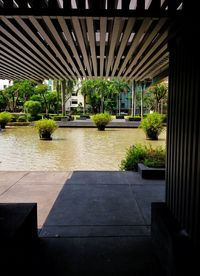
0;171;72;227
0;171;165;275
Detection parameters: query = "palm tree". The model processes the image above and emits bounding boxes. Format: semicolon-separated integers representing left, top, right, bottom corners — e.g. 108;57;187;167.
79;79;95;113
61;79;76;115
93;79;110;113
147;82;168;113
109;79;130;115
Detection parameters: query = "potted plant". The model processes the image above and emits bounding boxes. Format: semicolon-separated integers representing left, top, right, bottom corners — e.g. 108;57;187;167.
92;113;112;131
139;112;164;140
34;119;58;140
0;112;13;129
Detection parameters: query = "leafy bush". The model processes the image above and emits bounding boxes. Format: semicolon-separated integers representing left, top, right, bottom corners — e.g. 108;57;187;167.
34;119;58;139
0;111;13;128
92;113;112;130
17;115;28;122
139;112;164;140
120;144;166;171
24;100;41;117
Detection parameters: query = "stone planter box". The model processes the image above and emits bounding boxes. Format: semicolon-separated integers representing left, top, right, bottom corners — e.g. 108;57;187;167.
116;115;124;119
138;163;165;179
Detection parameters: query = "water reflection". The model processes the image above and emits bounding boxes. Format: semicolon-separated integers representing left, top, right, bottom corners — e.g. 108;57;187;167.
0;126;166;171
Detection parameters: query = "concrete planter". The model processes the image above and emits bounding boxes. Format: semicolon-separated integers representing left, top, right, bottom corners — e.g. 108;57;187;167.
138;163;165;179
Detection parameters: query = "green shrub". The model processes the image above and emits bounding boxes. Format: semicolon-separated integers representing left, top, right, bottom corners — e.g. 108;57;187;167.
143;146;166;168
24;100;41;117
17;115;28;122
139;112;164;140
120;144;166;171
0;111;13;128
34;119;58;140
92;113;112;130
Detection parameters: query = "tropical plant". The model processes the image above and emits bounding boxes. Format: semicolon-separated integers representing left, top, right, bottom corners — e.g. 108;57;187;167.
0;111;13;128
120;144;166;171
34;119;58;140
24;100;41;117
140;112;164;140
92;113;112;130
3;80;36;112
109;79;130;115
146;82;168;113
60;80;76;116
0;90;9;111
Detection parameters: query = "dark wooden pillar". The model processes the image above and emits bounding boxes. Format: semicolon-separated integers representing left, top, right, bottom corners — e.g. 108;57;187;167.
167;17;200;247
152;16;200;276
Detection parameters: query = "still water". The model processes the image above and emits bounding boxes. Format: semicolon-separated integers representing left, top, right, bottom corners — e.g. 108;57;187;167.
0;126;166;171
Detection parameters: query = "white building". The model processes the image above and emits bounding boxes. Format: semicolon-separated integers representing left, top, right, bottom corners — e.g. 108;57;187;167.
0;79;13;90
65;90;84;112
44;79;84;112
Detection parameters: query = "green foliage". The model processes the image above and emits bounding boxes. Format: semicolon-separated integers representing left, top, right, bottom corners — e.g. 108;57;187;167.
17;115;28;122
146;82;168;113
24;100;41;116
92;113;112;130
34;119;58;138
143;146;166;168
80;78;130;114
120;144;146;171
0;111;13;128
0;90;8;111
120;144;166;171
140;112;164;140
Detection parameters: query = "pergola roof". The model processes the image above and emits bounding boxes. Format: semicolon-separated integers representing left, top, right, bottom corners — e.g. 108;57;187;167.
0;0;183;82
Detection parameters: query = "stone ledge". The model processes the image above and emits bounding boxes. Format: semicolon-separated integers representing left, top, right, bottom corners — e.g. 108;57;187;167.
138;163;165;179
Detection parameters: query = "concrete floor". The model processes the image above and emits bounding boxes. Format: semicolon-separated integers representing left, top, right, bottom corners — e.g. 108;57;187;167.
0;171;166;275
0;171;72;228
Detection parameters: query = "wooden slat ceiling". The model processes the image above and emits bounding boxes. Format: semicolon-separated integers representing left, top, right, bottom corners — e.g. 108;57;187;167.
0;0;184;82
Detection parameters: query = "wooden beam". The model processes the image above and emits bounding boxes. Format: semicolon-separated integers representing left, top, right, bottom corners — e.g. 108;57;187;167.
0;50;46;79
0;36;57;79
48;0;59;9
122;0;130;10
124;18;167;77
29;16;74;80
106;17;122;77
42;16;80;78
0;25;61;79
0;67;35;80
57;16;86;77
107;0;118;9
111;18;135;77
13;16;71;79
100;17;107;77
117;18;152;77
136;0;145;10
138;54;169;80
3;0;13;8
130;46;168;80
0;61;39;81
86;17;97;76
1;16;67;79
72;16;92;76
127;30;168;80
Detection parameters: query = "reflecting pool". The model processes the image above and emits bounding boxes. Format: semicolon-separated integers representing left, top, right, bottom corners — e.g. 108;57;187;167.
0;126;166;171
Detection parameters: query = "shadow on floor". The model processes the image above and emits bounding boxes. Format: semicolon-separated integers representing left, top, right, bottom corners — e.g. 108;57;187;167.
1;171;166;276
